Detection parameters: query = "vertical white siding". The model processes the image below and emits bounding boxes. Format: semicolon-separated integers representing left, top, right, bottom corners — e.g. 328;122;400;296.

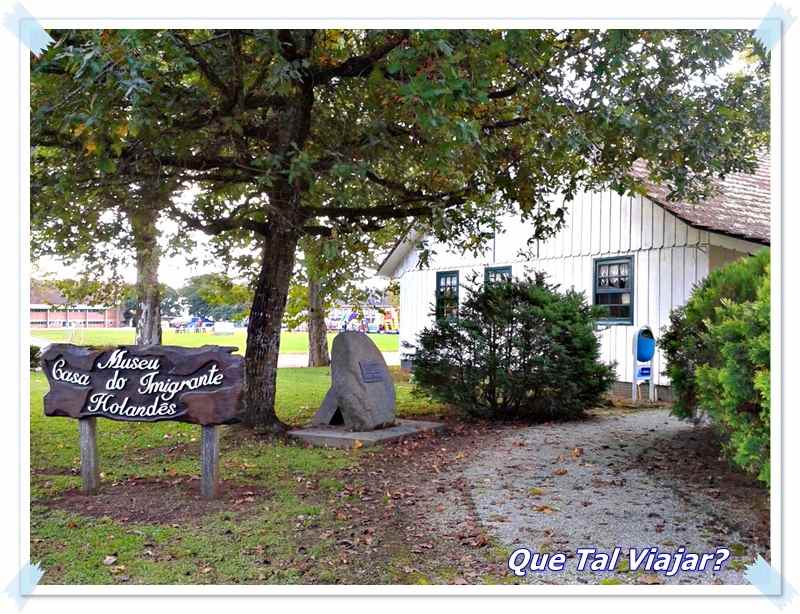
394;190;763;388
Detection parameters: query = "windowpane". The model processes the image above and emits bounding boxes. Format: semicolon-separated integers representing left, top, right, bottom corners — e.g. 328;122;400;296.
485;266;512;284
436;271;459;320
594;257;633;324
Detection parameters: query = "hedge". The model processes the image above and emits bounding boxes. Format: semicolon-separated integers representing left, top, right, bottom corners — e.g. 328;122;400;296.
659;249;770;484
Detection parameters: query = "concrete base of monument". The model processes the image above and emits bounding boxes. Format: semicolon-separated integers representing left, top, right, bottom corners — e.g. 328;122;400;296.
287;419;446;449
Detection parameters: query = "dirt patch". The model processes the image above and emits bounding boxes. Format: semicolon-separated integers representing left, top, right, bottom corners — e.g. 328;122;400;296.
633;421;770;549
42;476;269;524
295;419;513;583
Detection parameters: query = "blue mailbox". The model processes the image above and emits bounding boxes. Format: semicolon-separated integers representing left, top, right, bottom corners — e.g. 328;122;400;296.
632;326;656;401
636;328;656;362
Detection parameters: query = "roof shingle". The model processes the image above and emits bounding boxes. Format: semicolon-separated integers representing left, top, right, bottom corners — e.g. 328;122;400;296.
631;153;770;245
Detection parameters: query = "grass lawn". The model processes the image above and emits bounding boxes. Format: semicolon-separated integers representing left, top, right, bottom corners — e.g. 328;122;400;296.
29;367;446;584
31;328;400;355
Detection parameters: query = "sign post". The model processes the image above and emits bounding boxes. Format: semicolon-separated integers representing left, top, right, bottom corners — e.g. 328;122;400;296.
201;425;220;499
41;344;243;499
78;417;99;494
632;326;656;402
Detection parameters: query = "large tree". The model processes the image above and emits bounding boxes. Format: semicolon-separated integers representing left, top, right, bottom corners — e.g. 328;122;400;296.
31;29;769;433
30;31;192;344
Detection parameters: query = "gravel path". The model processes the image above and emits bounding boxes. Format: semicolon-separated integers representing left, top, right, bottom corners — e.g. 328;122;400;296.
463;408;770;585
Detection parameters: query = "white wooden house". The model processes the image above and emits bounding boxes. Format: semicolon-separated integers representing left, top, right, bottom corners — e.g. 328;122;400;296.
378;155;770;395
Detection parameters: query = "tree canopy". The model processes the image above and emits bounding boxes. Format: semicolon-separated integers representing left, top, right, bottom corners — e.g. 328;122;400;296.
32;29;768;246
30;28;770;430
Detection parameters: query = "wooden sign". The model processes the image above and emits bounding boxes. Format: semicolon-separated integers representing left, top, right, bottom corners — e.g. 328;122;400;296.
41;344;244;498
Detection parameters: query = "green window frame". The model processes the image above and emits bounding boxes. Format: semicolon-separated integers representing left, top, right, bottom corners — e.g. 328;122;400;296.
593;256;634;325
435;270;459;320
484;265;512;284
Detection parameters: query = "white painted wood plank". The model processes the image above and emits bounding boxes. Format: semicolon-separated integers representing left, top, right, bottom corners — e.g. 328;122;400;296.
581;193;591;256
648;250;660;332
657;249;672;386
609;192;621;254
573;193;583;257
617;325;629;384
622;326;634;385
557;201;569;258
632;251;648;385
686;223;699;246
659;248;672;323
684;246;698;295
635;251;649;333
671;247;684;309
566;200;575;256
652;203;665;248
582;192;592;255
630;196;642;251
591;192;602;254
601;190;612;254
696;245;710;280
674;219;688;247
663;210;676;248
641;198;653;249
620;196;631;253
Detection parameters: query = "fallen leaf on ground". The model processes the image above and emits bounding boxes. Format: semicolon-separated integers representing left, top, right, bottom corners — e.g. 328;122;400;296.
553;468;568;476
102;556;117;566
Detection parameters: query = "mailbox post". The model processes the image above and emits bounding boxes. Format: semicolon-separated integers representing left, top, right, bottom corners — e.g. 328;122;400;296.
632;326;656;402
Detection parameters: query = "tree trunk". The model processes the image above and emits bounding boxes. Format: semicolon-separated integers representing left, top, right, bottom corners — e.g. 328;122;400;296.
131;207;162;346
242;224;299;433
307;273;330;367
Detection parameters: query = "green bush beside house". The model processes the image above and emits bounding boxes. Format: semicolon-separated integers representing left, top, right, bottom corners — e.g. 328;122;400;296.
410;272;615;421
659;249;770;485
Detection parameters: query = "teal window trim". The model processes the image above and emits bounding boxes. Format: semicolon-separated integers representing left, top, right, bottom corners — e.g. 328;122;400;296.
593;256;634;325
484;265;512;284
435;270;459;320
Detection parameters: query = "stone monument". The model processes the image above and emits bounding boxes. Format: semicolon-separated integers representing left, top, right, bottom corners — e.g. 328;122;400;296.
311;331;395;430
289;332;444;448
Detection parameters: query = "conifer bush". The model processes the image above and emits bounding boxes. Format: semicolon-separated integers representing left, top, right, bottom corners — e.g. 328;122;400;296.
409;273;615;421
659;249;770;484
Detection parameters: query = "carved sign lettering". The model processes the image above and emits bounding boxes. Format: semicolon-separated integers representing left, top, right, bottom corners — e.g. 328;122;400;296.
41;344;243;426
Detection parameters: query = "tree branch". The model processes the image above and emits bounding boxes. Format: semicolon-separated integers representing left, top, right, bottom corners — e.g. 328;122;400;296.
311;31;409;83
173;32;231;99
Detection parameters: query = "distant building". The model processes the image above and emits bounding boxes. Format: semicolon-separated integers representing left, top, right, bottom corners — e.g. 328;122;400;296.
30;281;123;328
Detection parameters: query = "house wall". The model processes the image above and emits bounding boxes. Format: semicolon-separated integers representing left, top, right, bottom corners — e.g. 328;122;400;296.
394;190;766;387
